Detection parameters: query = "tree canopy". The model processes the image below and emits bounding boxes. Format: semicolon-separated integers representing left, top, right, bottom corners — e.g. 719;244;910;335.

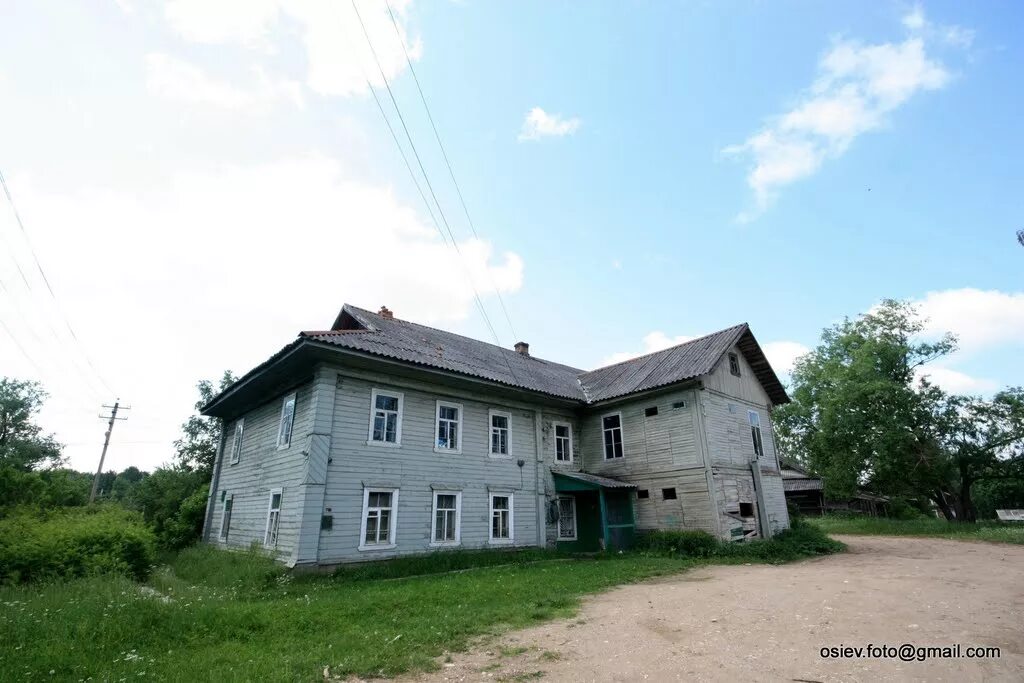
0;378;63;471
173;370;236;478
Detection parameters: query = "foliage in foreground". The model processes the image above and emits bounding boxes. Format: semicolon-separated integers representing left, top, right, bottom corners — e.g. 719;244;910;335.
807;514;1024;544
0;526;843;681
0;506;157;584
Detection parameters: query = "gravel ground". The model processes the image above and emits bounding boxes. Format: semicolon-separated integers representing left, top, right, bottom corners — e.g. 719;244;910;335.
402;535;1024;682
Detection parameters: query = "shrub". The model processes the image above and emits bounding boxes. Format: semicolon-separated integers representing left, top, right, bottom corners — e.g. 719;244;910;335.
634;530;719;558
0;505;157;584
130;468;209;550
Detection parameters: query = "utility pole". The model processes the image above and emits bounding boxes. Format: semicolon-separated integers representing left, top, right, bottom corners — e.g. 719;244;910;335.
89;400;130;503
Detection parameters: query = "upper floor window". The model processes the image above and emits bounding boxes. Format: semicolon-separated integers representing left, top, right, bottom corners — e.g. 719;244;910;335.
554;422;573;463
489;410;510;456
368;389;403;446
728;352;741;377
277;394;296;449
602;413;624;459
748;410;765;459
229;419;244;465
435;401;463;453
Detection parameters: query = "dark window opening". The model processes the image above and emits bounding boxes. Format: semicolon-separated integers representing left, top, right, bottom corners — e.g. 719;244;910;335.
662;488;677;500
644;406;659;417
739;502;755;517
672;400;686;409
728;352;741;377
637;489;650;499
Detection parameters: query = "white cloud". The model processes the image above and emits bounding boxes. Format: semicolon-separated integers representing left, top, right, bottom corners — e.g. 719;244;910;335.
598;331;695;368
762;340;810;375
725;12;958;219
915;288;1024;353
163;0;422;97
0;157;522;472
145;53;304;109
902;4;975;48
902;4;926;30
518;107;581;142
914;365;997;394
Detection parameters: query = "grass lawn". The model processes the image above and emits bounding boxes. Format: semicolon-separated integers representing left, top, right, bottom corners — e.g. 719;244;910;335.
807;515;1024;544
0;526;841;682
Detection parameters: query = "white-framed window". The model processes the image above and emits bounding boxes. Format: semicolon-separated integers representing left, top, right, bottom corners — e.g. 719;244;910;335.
435;401;463;453
264;489;282;547
430;490;462;546
229;419;244;465
277;393;296;449
359;488;399;550
602;412;624;459
219;493;233;541
553;422;573;463
368;388;403;446
489;409;511;456
748;410;765;459
489;493;514;543
557;496;577;540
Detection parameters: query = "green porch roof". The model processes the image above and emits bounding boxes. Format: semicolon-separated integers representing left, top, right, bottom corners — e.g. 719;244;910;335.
553;470;636;491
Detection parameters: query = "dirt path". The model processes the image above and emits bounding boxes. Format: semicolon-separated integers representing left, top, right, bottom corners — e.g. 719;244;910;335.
405;536;1024;682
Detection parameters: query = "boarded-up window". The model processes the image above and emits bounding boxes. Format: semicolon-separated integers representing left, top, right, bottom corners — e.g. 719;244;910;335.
557;496;577;540
748;410;764;459
264;490;282;546
219;494;232;541
602;414;624;459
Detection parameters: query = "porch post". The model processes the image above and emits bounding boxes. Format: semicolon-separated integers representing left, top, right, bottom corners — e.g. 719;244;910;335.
598;488;608;551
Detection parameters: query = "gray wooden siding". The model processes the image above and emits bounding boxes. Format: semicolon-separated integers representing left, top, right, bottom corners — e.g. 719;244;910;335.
211;382;313;558
703;344;772;406
540;409;582;546
631;470;715;533
317;372;541;562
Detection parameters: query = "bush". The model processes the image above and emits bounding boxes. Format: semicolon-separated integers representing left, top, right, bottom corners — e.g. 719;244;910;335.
634;530;719;558
130;468;209;550
0;505;157;584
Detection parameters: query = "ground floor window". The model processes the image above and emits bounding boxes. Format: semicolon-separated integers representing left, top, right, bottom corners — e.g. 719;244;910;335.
360;488;399;549
431;491;462;545
264;489;282;546
219;493;232;541
557;496;577;540
489;493;514;543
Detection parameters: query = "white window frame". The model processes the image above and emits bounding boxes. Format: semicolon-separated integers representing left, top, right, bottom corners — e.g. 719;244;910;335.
367;388;404;447
358;487;399;551
434;400;464;454
429;490;462;547
601;412;625;460
219;493;233;541
553;421;573;463
488;493;514;544
276;393;296;450
748;410;765;459
556;495;577;541
229;419;244;465
264;488;282;547
488;409;511;457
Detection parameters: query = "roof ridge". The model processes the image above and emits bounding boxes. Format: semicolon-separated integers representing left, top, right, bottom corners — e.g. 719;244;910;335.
583;322;749;375
301;329;375;336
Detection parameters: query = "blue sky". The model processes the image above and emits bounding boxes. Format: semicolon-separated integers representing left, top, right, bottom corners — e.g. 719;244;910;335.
1;1;1021;471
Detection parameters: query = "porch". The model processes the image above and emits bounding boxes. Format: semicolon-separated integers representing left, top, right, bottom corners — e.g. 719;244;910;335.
552;471;636;552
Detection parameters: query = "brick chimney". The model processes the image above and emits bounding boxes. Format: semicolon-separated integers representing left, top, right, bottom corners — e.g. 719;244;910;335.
514;341;530;356
378;306;394;320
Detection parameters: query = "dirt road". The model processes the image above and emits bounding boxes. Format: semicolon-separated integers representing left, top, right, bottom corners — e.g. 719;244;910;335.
407;536;1024;682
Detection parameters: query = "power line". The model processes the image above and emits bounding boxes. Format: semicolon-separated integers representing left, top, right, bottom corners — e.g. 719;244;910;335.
383;1;519;342
349;0;504;349
0;169;116;397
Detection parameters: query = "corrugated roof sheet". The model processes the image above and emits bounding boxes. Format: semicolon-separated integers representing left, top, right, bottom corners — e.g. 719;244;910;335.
553;470;637;489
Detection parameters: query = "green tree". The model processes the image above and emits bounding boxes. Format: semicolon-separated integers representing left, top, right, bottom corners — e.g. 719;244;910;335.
173;371;235;479
0;378;63;471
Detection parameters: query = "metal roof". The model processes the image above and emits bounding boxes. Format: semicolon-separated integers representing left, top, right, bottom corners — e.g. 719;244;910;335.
553;470;637;489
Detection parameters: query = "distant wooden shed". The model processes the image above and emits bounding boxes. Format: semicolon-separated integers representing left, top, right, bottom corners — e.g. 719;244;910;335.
780;461;824;515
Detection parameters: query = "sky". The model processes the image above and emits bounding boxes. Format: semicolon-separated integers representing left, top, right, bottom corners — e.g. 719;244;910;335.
1;1;1022;473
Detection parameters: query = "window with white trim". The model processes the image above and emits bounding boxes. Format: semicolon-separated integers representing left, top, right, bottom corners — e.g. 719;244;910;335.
360;488;398;549
557;496;577;540
435;401;463;453
489;410;510;456
748;410;765;459
554;422;573;463
489;493;513;543
368;389;403;445
277;394;296;449
602;413;624;459
264;489;282;546
431;491;461;545
219;493;232;541
229;419;244;465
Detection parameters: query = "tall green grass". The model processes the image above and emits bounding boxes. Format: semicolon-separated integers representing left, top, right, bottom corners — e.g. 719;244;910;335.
808;515;1024;544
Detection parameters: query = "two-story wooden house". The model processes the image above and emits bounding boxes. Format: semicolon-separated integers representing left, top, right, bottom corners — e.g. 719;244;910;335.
201;304;790;566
